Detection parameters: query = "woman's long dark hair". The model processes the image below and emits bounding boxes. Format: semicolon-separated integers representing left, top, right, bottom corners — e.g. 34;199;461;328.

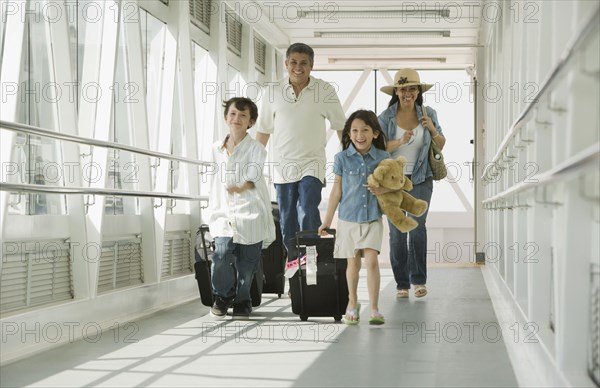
387;85;424;107
341;110;387;151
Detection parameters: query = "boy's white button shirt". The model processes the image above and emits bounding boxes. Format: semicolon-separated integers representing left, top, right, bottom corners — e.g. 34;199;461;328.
205;135;275;248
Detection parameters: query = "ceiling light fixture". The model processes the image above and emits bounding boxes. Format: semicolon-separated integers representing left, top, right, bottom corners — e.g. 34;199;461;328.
314;31;451;39
328;58;447;64
301;9;451;19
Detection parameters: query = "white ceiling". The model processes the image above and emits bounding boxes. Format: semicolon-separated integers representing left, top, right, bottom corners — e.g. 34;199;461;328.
249;0;483;71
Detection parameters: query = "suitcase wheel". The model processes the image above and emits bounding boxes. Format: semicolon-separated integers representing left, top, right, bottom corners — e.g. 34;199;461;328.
300;315;308;321
334;315;342;322
277;293;282;298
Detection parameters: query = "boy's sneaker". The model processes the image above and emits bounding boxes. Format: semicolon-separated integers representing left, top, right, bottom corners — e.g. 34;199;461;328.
210;296;230;318
232;303;252;319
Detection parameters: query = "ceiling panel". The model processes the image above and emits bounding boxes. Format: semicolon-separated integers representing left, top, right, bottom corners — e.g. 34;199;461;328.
244;0;483;70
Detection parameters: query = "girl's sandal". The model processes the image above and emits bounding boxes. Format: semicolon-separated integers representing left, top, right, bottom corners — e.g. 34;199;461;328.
396;289;409;298
344;303;360;325
369;312;385;325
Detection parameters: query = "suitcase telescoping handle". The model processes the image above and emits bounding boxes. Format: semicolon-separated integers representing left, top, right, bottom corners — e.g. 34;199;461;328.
198;224;212;263
295;229;336;240
295;229;335;247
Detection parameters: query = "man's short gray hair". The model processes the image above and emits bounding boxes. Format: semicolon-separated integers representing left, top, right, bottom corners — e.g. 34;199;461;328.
286;43;314;65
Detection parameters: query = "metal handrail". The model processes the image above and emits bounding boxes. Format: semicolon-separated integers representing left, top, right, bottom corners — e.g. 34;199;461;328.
481;6;600;179
0;182;207;202
481;144;599;204
0;120;212;167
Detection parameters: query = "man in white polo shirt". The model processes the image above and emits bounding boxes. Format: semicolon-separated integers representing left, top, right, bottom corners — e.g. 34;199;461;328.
255;43;346;262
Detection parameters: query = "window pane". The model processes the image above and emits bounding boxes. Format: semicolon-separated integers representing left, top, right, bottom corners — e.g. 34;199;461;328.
193;43;217;198
66;0;93;112
106;17;140;215
140;9;166;153
168;76;190;214
0;5;6;59
8;1;66;215
312;70;376;113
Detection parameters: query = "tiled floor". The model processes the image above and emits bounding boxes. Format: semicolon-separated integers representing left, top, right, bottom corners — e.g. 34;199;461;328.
0;267;518;387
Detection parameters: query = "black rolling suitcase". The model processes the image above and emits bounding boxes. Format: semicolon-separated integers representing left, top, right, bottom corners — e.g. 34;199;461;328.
288;229;348;322
261;202;286;297
194;225;215;306
194;225;263;307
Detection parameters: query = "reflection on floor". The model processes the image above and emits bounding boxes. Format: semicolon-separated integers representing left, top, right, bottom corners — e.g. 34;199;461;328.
0;268;518;387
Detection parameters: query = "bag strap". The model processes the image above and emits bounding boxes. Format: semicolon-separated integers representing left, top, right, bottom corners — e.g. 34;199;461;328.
422;104;437;141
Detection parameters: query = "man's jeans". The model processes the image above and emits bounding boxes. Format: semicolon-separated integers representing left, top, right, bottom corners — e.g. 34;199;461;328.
275;176;323;261
211;237;262;305
388;177;433;289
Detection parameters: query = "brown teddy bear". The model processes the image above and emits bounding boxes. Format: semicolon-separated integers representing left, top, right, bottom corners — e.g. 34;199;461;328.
367;156;428;233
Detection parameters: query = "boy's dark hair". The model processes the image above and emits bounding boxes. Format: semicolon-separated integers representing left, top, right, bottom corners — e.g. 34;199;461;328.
222;97;258;127
387;85;424;107
286;43;314;65
341;110;387;151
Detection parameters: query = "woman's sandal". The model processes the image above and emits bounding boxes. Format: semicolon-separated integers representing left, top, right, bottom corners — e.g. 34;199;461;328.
344;303;361;325
369;312;385;325
396;289;409;298
414;284;427;298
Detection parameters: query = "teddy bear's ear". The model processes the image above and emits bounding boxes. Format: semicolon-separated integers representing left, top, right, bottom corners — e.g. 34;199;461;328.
396;156;407;164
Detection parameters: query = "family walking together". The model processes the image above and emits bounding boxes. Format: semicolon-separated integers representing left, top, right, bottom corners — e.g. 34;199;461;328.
202;42;446;324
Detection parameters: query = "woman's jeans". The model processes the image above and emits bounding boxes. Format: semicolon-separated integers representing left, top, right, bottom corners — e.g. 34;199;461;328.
211;237;262;305
275;176;323;260
388;177;433;289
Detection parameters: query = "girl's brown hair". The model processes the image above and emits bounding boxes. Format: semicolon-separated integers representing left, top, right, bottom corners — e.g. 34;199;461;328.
341;110;387;151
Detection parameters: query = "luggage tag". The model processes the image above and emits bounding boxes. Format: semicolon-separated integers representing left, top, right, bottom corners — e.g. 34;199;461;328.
284;259;299;279
305;245;318;285
284;251;307;279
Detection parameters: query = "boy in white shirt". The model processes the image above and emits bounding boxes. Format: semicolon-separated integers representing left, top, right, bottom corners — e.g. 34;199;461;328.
204;97;274;318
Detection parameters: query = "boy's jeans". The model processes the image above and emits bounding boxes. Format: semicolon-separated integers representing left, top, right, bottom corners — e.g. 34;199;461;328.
211;237;262;305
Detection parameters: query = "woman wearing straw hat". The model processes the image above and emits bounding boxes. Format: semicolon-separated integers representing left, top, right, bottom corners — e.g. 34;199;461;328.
377;69;446;299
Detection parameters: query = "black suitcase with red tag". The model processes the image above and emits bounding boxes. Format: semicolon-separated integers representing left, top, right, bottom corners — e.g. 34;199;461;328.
288;229;348;322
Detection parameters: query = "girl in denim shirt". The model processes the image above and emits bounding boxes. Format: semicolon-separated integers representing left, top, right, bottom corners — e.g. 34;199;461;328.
378;69;446;299
319;110;390;325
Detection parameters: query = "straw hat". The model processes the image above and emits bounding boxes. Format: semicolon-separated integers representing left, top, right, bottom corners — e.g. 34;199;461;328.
380;69;434;95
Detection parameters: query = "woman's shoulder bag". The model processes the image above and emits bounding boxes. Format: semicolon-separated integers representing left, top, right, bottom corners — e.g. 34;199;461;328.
422;105;447;180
